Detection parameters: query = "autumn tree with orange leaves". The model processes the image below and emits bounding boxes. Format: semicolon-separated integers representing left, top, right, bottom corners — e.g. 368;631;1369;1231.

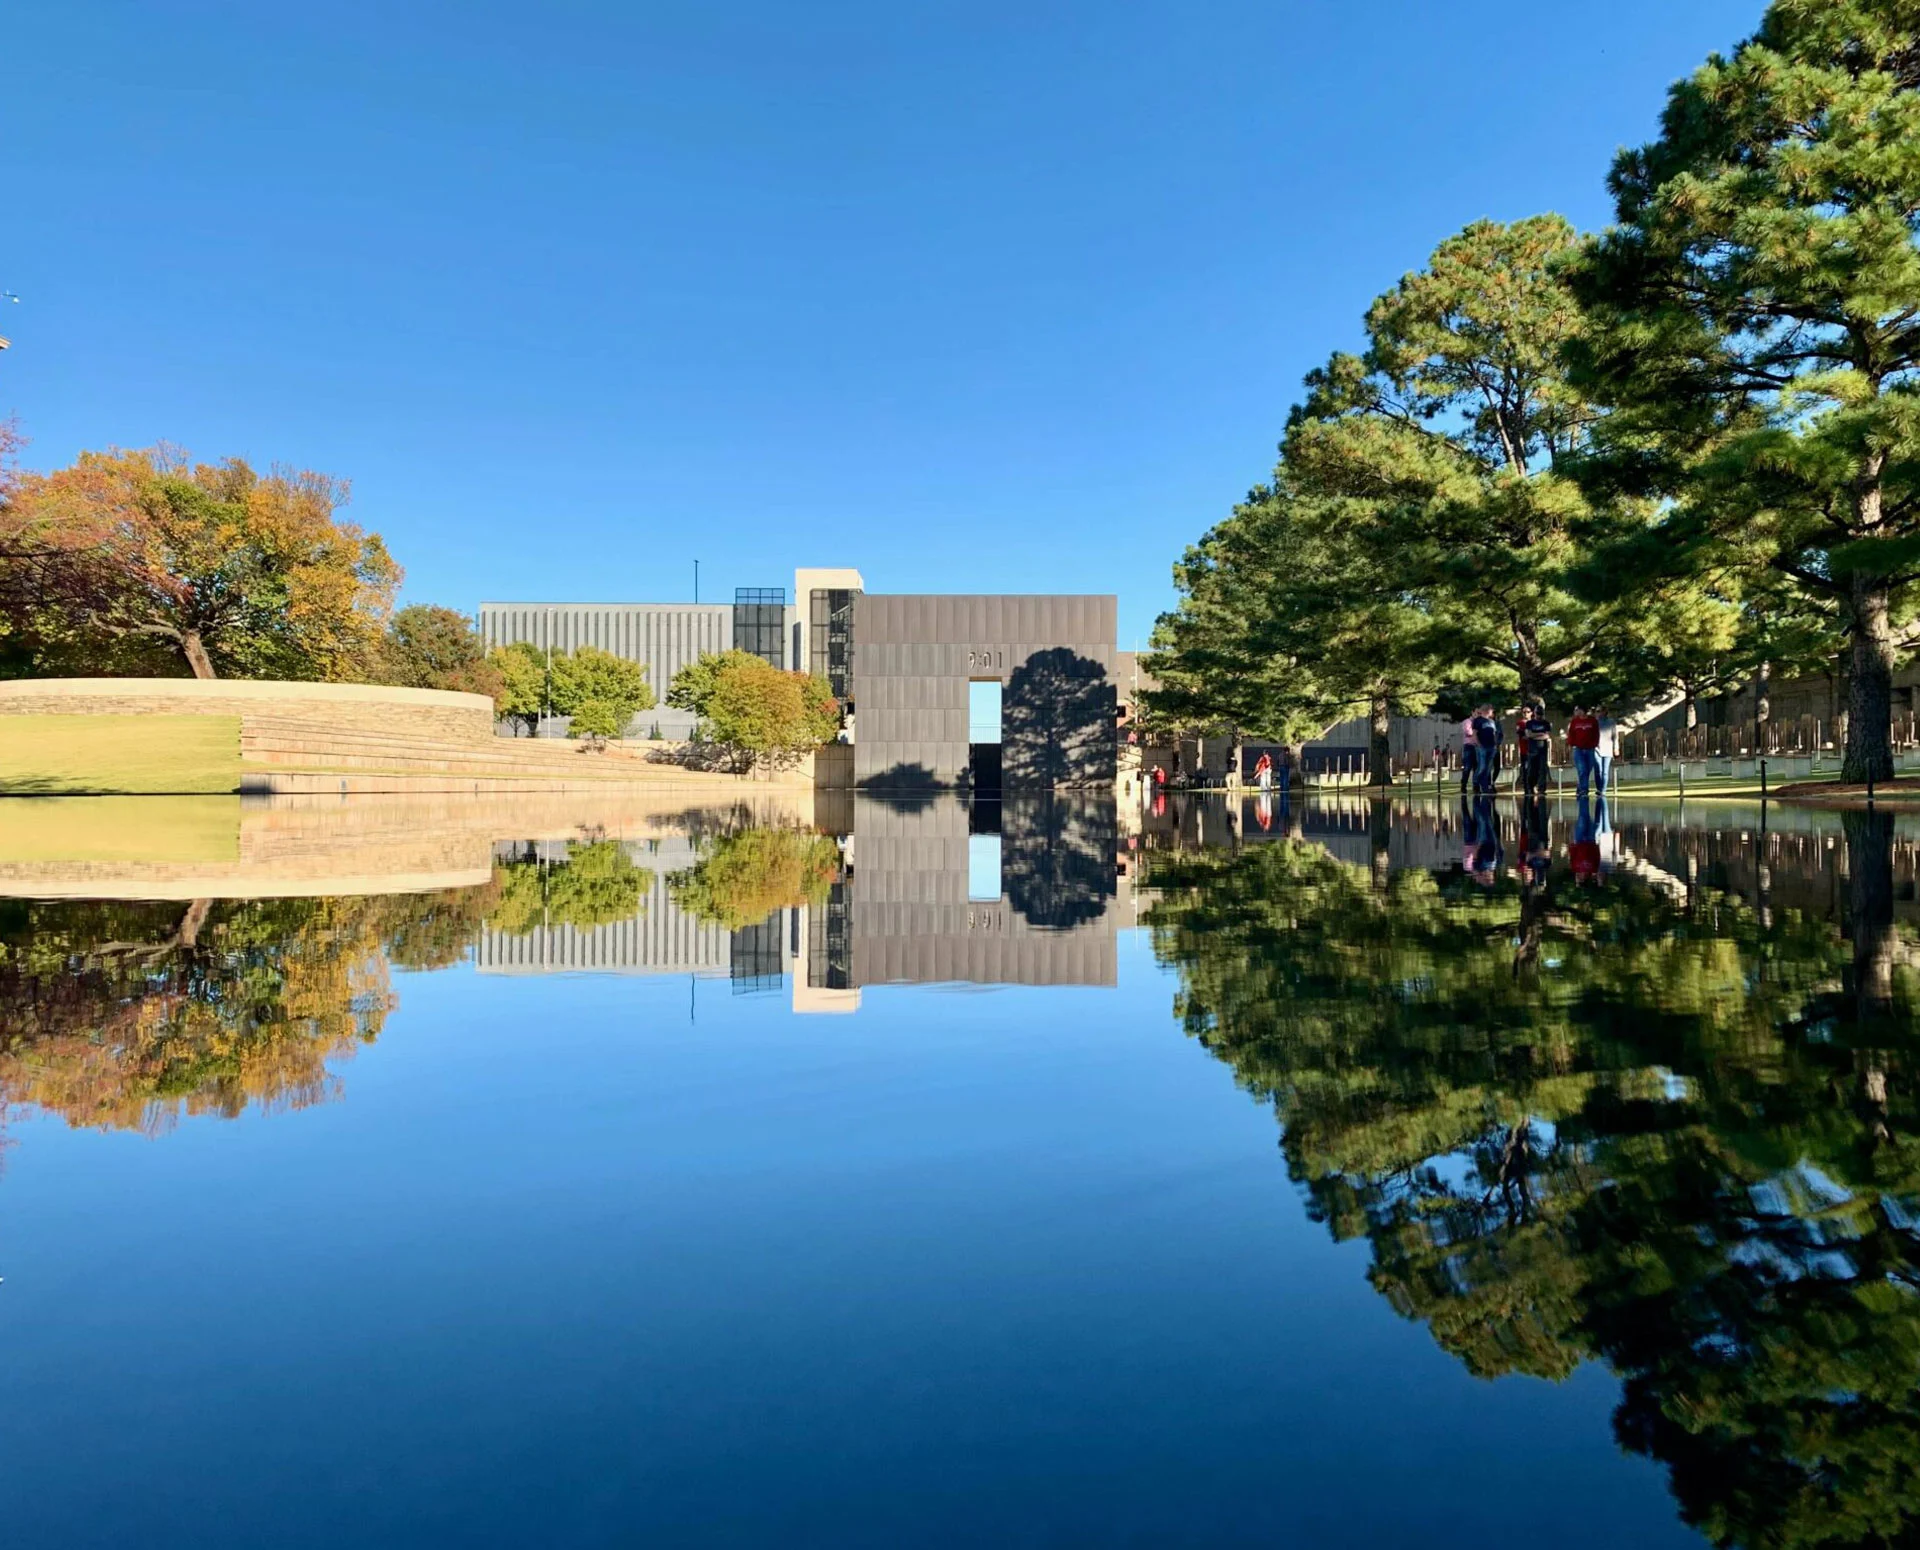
0;438;398;680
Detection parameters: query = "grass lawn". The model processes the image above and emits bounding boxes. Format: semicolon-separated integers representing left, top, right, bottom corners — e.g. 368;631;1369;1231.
0;795;241;863
0;714;240;795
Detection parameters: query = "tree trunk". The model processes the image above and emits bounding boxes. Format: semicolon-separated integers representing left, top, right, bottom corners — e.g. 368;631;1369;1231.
174;898;213;949
1367;691;1391;788
1844;571;1895;783
1755;661;1771;749
1845;809;1896;1027
181;629;216;680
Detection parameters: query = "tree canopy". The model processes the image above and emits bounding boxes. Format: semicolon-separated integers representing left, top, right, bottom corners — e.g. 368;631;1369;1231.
551;645;654;732
1152;3;1920;780
380;604;503;703
673;651;840;768
666;648;766;718
1148;217;1713;765
1566;0;1920;780
0;446;398;681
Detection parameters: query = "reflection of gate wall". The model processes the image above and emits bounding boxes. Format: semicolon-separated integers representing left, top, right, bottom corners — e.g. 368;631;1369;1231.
852;595;1117;789
841;797;1117;986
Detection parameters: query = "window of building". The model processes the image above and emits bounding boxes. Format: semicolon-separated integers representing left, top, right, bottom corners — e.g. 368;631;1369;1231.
733;587;786;668
809;587;859;703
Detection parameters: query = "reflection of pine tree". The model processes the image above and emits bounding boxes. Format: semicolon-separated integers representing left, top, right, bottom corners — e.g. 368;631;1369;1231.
1001;796;1115;930
1146;825;1920;1548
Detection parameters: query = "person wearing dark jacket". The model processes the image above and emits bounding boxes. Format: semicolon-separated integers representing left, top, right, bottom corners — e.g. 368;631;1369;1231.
1469;705;1502;795
1517;704;1553;796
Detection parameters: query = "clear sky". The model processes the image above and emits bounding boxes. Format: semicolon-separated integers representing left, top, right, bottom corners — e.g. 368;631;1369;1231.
5;0;1765;644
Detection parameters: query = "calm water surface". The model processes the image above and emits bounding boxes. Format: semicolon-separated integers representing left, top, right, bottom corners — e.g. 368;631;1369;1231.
2;792;1916;1548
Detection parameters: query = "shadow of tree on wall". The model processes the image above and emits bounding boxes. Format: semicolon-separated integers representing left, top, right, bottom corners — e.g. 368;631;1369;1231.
855;762;945;812
1003;648;1115;789
1002;795;1116;929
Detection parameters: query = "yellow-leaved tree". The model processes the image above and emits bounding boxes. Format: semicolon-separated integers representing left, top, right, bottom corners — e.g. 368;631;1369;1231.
0;441;397;680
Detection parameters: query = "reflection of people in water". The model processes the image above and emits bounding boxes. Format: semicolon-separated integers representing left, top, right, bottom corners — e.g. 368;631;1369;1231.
1523;793;1551;883
1462;795;1503;884
1570;792;1602;885
1255;793;1273;831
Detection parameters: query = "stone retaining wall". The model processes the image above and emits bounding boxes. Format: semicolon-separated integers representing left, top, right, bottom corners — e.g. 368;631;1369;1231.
0;677;495;743
0;788;819;897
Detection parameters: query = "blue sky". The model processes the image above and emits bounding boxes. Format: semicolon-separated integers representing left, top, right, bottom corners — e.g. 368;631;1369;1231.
5;0;1764;644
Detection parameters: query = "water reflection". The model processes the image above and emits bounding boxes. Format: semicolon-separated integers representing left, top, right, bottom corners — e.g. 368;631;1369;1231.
0;894;420;1132
0;797;1131;1128
1146;796;1920;1550
11;789;1920;1544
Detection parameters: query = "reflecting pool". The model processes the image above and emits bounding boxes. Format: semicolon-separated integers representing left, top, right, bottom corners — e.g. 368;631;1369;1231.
2;791;1916;1548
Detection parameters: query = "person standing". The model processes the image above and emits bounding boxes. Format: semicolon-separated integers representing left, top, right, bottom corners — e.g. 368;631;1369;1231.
1470;706;1502;794
1459;709;1479;792
1595;710;1617;795
1517;704;1554;796
1567;704;1601;797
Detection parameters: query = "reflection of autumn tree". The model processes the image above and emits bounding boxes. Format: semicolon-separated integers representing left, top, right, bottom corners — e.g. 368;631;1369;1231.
487;840;654;935
2;896;379;1131
378;874;502;969
668;828;840;930
0;883;503;1132
1146;829;1920;1549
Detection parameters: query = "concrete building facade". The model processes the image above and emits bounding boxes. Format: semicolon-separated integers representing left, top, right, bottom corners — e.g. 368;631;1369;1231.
480;573;1123;790
477;602;730;738
852;593;1117;790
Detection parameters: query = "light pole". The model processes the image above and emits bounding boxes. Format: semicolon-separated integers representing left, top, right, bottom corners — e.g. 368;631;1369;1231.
543;607;554;736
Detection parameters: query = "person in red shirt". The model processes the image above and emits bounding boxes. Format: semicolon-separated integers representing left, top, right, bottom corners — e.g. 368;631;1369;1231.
1567;705;1602;797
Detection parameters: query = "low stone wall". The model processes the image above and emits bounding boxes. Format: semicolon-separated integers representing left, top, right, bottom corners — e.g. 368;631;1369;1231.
0;677;495;743
0;788;820;897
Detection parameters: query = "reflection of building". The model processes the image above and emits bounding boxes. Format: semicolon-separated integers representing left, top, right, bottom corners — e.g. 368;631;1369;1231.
796;796;1119;992
471;798;1125;1000
474;835;732;976
480;571;1122;790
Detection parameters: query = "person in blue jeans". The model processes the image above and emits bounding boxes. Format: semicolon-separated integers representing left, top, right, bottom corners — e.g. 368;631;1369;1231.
1567;705;1601;797
1470;705;1502;794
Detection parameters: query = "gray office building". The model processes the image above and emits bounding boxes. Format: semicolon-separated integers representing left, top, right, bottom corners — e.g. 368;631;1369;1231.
480;572;1121;787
